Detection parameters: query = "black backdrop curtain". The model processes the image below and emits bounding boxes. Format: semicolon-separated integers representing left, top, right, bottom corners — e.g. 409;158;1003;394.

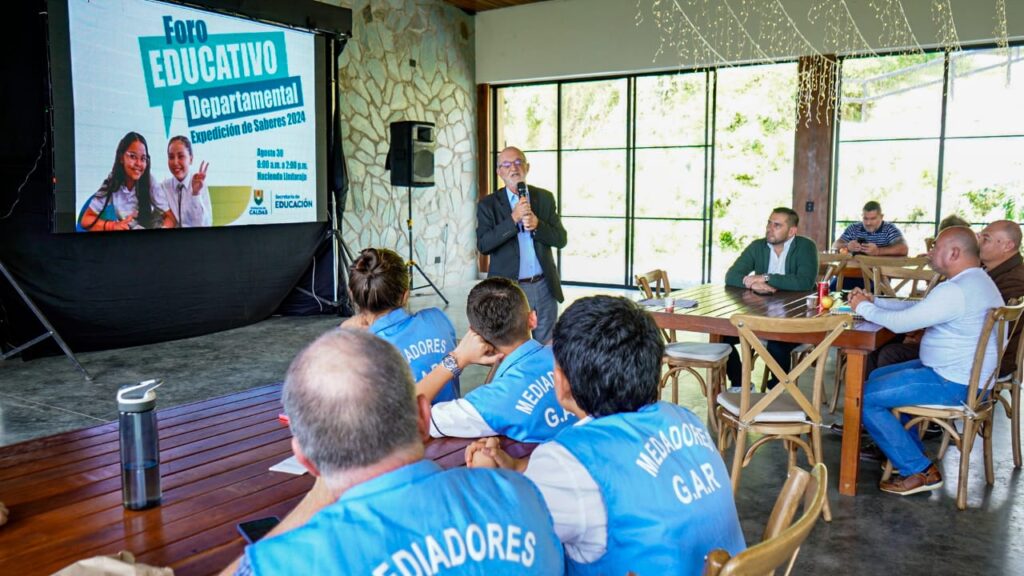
0;2;339;355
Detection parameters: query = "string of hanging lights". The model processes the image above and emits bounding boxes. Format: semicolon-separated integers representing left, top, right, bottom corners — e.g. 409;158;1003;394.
637;0;1011;123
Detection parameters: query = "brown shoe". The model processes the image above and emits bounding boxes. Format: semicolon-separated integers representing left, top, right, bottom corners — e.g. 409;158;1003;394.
879;464;943;496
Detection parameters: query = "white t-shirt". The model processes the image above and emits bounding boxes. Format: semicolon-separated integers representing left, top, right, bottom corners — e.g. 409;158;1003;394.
522;417;607;563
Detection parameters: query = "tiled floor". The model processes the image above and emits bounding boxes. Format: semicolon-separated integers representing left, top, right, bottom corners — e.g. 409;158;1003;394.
2;280;1022;573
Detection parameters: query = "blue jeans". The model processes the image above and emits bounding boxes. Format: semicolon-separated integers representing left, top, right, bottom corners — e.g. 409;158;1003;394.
862;359;967;476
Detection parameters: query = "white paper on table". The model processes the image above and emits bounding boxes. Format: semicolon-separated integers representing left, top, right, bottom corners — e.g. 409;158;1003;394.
269;455;308;475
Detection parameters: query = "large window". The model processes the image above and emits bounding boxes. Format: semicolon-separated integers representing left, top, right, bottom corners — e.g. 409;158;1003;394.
834;53;945;251
834;47;1024;251
633;73;710;286
559;79;628;285
942;48;1024;225
494;65;798;287
712;63;797;280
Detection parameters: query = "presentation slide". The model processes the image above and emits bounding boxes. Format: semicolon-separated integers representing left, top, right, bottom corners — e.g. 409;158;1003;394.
66;0;320;231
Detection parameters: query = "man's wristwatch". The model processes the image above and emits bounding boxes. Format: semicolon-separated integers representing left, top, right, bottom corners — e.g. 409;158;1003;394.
441;353;463;378
762;274;771;284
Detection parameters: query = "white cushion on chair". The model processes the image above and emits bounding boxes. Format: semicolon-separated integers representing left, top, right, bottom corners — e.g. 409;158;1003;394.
912;404;966;411
997;374;1013;383
665;342;732;361
716;391;807;423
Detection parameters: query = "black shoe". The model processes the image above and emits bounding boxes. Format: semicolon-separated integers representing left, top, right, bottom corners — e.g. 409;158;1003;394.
859;443;886;462
829;423;845;436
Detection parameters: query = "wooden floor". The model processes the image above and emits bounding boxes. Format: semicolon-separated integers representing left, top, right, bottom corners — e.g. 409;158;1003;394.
0;384;502;575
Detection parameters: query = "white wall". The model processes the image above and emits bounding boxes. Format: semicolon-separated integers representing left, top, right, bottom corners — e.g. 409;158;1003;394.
477;0;1024;84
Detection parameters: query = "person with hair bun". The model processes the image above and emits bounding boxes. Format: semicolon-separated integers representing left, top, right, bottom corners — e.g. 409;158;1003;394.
341;248;462;403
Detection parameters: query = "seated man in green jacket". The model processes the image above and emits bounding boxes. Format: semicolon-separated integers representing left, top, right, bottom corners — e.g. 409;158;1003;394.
723;207;819;388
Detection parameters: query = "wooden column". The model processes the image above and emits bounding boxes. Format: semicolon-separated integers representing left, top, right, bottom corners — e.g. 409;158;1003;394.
792;55;837;250
477;83;492;274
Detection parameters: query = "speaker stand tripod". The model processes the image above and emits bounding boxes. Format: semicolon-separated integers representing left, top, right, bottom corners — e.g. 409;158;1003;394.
403;186;448;306
0;259;92;381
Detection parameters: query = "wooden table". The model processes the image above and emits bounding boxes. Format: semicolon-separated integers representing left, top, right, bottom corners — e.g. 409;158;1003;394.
650;284;895;497
0;384;529;575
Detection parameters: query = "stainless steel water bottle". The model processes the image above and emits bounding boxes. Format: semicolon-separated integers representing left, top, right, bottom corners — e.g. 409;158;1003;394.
118;379;163;510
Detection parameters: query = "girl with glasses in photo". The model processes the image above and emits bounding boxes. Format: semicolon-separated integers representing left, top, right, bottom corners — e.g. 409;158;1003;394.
77;131;168;232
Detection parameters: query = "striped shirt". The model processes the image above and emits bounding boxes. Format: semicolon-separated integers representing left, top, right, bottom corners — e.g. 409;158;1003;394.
838;221;904;247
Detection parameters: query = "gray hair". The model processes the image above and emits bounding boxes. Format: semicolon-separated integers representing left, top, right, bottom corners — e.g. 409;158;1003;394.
282;329;419;476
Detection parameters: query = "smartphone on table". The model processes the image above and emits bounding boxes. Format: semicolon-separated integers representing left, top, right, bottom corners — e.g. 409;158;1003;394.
237;516;281;544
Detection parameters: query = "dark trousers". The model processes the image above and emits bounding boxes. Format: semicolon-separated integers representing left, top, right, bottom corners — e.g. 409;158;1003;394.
865;336;919;378
723;336;801;389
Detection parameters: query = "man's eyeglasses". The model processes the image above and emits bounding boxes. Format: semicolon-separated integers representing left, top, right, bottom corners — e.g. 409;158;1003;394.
498;159;525;169
125;152;150;164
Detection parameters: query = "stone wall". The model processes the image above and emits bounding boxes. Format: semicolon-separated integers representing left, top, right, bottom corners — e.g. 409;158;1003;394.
324;0;478;286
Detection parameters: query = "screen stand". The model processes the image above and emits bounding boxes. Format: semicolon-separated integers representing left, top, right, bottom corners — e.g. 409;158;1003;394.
0;259;91;381
404;186;448;306
294;190;354;314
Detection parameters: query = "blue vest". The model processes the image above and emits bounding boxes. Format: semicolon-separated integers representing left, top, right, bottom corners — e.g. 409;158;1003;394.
555;402;746;575
371;307;459;402
464;340;576;442
247;460;565;575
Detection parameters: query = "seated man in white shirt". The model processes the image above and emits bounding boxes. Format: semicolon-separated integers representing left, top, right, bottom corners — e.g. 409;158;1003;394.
466;296;746;574
849;226;1004;496
418;277;577;442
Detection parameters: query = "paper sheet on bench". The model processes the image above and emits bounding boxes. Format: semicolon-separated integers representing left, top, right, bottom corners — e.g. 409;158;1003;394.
638;297;698;308
270;455;308;475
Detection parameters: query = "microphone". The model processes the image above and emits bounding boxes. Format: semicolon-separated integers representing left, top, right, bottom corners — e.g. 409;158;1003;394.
516;182;534;237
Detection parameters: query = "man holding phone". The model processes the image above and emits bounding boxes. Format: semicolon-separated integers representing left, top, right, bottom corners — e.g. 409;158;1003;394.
224;329;565;575
833;201;908;257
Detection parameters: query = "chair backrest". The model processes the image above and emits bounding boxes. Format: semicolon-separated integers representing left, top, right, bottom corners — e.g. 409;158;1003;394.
636;269;675;343
729;314;852;426
635;269;671;299
855;255;938;298
965;302;1024;409
817;252;852;284
703;463;828;576
1007;297;1024;384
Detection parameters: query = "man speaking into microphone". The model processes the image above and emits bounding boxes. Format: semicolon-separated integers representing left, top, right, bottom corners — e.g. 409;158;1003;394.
476;146;568;343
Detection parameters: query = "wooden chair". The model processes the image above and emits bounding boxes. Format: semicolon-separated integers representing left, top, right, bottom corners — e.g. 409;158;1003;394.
703;463;827;576
792;252;852;409
717;314;850;522
994;298;1024;468
881;302;1024;510
855;255;939;298
818;252;852;288
636;270;732;433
